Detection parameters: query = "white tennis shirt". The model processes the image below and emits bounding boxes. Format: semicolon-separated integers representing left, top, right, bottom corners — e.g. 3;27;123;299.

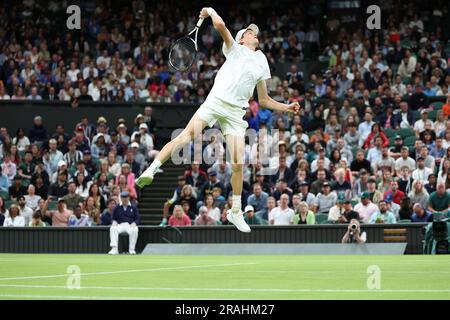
210;41;271;108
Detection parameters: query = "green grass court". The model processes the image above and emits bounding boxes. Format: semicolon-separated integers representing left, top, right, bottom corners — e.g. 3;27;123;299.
0;254;449;300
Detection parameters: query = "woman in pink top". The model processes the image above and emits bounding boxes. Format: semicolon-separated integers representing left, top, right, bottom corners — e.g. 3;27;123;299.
168;205;192;227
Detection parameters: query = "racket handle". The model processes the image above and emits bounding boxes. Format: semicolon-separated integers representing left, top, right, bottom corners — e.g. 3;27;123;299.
196;18;204;28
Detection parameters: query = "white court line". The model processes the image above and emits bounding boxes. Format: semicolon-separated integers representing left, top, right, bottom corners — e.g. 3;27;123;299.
0;262;257;281
1;284;450;293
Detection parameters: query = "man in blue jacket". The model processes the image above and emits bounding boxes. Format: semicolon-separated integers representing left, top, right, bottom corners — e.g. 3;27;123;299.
108;191;140;255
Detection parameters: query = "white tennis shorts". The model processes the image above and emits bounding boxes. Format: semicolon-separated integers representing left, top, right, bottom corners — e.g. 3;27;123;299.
197;94;248;137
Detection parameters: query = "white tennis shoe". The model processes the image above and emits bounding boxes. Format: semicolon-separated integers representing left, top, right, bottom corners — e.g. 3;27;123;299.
108;247;119;255
226;209;251;233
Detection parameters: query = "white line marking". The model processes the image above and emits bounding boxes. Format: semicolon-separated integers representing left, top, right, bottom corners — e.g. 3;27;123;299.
1;284;450;293
0;262;256;281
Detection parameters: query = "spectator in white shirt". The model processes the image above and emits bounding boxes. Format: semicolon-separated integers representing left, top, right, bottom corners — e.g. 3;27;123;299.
412;157;433;183
414;109;434;133
395;147;417;176
367;136;384;167
67;62;81;82
358;112;375;145
24;184;41;211
17;195;34;225
269;194;294;225
3;204;26;227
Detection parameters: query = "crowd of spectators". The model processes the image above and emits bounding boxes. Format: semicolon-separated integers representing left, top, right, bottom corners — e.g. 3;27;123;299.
0;1;450;228
0;107;158;226
0;0;320;105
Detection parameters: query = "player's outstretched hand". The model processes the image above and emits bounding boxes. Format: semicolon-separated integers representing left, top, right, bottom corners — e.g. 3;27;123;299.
287;102;300;114
199;8;210;19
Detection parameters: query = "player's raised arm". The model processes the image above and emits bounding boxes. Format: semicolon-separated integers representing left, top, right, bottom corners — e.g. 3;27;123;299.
256;80;300;114
199;7;234;50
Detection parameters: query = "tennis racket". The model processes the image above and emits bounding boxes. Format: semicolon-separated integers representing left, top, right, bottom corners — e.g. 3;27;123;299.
168;17;204;72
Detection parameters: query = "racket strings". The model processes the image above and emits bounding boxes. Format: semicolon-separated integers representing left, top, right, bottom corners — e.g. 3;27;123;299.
169;37;197;71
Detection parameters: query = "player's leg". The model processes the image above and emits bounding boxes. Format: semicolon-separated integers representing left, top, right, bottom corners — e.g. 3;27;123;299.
136;111;207;188
225;134;251;233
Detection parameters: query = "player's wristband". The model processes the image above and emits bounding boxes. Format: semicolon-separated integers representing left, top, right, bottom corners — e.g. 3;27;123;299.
207;7;216;17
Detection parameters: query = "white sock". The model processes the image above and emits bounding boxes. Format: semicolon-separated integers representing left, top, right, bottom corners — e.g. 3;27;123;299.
232;195;241;213
146;159;162;176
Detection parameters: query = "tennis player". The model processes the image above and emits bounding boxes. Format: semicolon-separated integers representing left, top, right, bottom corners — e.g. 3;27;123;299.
136;7;300;232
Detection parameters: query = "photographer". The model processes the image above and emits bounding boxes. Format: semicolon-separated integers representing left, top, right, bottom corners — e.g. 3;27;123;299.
341;219;367;244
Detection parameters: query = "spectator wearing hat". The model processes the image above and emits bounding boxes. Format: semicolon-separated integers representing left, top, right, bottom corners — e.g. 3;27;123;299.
133;114;145;132
313;181;337;215
354;192;379;223
70;125;91;153
425;174;437;195
132;123;159;161
328;193;346;222
337;200;360;224
246;183;269;221
50;160;67;184
395;147;416;176
117;123;130;145
243;205;265;225
414;109;434;134
297;181;316;208
195;205;218;226
369;200;397;224
198;169;224;202
389;135;405;160
75;117;95;141
92;123;111;145
41;197;72;227
28;116;48;146
168;205;192;226
109;191;140;255
82;150;98;178
90;133;109;160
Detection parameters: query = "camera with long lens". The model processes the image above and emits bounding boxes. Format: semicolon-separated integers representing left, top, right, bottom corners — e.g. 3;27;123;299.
350;223;357;231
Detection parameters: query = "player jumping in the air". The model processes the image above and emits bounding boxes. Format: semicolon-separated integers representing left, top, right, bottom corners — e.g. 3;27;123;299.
136;7;300;232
